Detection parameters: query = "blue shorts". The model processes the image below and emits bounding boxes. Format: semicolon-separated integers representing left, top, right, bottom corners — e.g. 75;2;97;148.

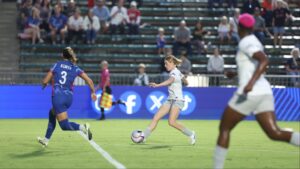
273;27;285;34
52;90;73;114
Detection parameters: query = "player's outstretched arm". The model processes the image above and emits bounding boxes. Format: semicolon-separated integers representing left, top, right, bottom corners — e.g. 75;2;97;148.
42;71;53;89
79;73;97;101
244;51;269;94
149;77;175;88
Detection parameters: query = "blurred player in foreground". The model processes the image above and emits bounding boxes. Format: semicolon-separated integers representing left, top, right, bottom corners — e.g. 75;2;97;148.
38;47;97;147
143;55;196;145
213;14;300;169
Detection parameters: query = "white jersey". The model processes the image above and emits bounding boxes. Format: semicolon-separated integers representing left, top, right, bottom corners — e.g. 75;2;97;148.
236;34;272;95
168;68;184;100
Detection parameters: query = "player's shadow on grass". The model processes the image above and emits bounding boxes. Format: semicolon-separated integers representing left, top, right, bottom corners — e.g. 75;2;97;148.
10;149;52;159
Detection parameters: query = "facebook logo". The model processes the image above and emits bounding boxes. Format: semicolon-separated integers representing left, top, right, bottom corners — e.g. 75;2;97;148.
119;91;142;115
180;91;196;115
91;89;114;114
146;91;167;114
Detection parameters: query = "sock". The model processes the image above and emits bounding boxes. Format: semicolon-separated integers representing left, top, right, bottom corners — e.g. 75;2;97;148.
58;119;80;131
182;128;193;137
290;132;300;146
45;109;56;139
79;125;85;131
143;127;151;139
213;145;228;169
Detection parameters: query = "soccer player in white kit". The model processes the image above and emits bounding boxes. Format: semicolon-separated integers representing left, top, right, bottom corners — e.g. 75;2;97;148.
213;14;300;169
143;55;196;145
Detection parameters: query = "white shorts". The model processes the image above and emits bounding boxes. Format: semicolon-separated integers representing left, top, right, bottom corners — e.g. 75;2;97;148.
163;100;184;110
228;93;275;116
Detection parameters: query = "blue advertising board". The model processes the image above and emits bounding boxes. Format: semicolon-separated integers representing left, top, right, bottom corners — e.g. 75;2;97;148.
0;86;299;121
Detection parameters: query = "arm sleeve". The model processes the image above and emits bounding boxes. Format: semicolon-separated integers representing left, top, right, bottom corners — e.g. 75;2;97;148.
242;44;261;58
50;63;57;73
76;67;84;76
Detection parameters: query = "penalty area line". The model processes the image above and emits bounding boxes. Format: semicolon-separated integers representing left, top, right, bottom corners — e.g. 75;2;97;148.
77;131;126;169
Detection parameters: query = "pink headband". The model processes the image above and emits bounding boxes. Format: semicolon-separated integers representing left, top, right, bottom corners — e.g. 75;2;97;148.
239;13;255;28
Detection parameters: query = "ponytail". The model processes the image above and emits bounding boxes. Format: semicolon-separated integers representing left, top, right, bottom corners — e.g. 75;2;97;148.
63;47;77;63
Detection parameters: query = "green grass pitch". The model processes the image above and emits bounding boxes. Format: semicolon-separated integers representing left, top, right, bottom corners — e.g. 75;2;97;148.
0;119;299;169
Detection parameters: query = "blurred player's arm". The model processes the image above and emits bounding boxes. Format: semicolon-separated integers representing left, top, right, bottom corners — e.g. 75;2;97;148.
79;73;97;101
42;71;53;89
244;51;269;94
149;77;175;88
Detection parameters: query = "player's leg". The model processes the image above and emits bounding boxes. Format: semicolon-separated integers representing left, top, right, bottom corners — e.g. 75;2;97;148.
168;103;196;145
37;108;56;147
255;112;299;146
214;106;245;169
56;112;92;140
143;103;171;140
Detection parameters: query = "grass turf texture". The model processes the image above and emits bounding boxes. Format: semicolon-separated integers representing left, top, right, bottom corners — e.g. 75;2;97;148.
0;119;299;169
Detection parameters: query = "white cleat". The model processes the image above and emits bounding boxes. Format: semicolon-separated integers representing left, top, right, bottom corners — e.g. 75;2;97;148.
82;123;93;141
189;131;196;145
37;137;48;147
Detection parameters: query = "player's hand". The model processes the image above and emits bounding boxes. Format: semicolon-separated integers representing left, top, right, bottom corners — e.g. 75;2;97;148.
149;82;158;88
91;93;97;101
243;83;253;94
102;87;106;93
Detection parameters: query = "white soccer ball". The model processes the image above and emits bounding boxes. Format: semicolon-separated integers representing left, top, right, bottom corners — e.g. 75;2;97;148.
131;130;145;143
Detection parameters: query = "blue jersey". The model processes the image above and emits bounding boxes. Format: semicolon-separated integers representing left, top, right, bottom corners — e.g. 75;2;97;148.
51;60;83;93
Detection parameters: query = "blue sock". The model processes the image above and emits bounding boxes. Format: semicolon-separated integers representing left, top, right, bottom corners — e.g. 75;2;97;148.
58;119;80;131
45;109;56;139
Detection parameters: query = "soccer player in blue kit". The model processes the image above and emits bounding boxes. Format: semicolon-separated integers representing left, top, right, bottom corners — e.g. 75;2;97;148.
37;47;97;147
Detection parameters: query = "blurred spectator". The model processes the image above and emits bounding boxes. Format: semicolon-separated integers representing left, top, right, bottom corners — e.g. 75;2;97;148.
18;7;44;45
127;1;141;35
191;21;210;55
254;7;271;44
128;0;143;7
19;0;34;30
261;0;273;27
218;16;231;44
133;63;149;86
178;52;192;75
49;5;68;44
68;8;84;43
39;0;51;32
110;0;128;35
285;48;300;87
173;20;192;56
242;0;261;14
65;0;77;17
207;48;224;73
272;0;291;48
83;9;100;44
227;0;237;8
208;0;223;8
207;48;224;86
34;0;42;9
229;8;240;43
92;0;110;33
53;0;67;14
88;0;95;8
156;27;166;56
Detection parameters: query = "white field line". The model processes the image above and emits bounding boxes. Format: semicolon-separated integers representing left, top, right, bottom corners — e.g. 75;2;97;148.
78;131;126;169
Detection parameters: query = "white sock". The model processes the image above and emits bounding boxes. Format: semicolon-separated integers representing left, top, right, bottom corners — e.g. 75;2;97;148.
290;132;300;146
44;138;49;142
79;125;85;132
213;145;228;169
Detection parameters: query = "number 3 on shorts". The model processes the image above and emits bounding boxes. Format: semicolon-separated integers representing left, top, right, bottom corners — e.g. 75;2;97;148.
59;71;67;84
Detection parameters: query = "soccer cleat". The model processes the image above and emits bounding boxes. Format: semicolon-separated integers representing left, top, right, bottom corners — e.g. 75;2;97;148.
82;123;93;141
189;131;196;145
37;137;48;147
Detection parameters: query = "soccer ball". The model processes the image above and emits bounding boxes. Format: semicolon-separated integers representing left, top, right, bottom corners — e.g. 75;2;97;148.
131;130;145;143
